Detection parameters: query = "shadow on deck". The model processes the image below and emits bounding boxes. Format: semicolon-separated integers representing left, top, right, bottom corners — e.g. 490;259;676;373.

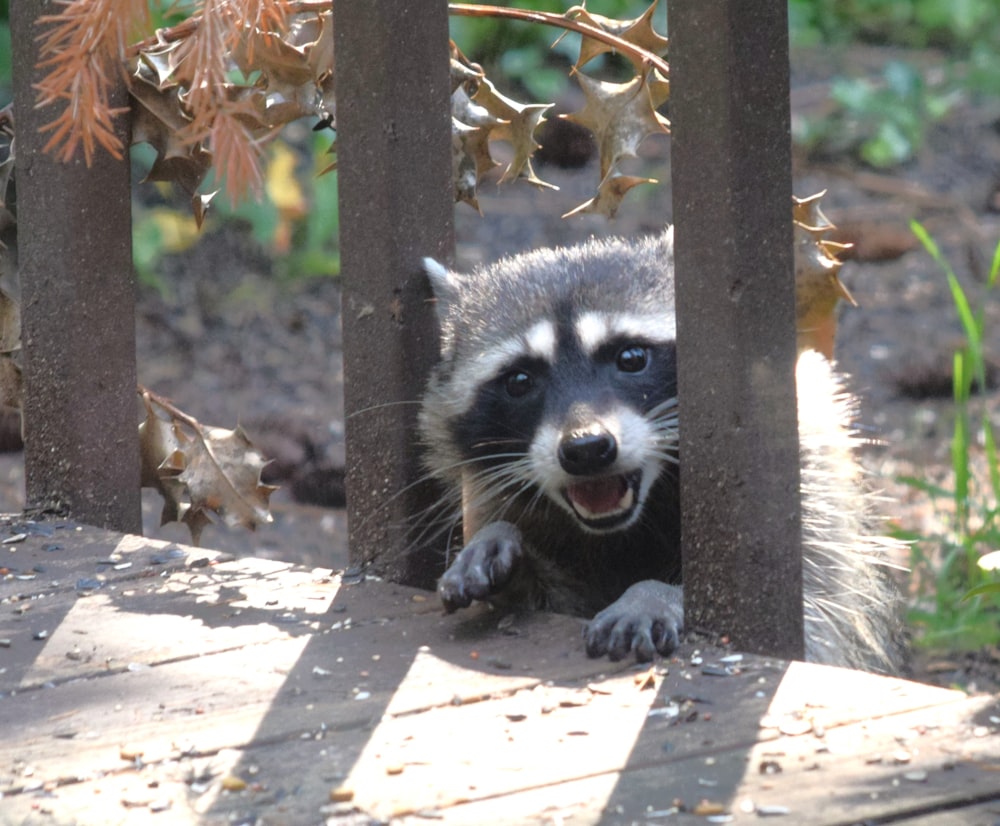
1;520;998;825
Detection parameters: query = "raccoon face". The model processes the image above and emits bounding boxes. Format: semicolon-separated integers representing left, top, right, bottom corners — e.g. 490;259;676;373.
426;290;679;534
420;234;679;535
492;314;677;533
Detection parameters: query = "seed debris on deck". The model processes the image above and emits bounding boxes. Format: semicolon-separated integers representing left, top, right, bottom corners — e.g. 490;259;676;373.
1;521;998;825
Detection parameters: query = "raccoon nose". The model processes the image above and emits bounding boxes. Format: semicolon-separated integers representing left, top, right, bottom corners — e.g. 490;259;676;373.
558;430;618;475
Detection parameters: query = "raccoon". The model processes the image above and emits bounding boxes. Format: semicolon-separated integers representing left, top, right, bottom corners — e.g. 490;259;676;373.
419;228;906;674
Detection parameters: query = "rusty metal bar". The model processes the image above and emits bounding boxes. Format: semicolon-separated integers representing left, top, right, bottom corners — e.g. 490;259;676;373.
333;1;455;587
670;1;804;658
10;1;142;533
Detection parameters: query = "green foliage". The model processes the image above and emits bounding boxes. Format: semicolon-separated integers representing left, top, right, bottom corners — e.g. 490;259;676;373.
789;0;1000;168
789;0;1000;56
902;223;1000;651
133;134;339;287
796;60;959;167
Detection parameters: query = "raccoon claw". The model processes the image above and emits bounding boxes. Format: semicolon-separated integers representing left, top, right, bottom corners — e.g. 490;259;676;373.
438;522;524;612
584;580;684;662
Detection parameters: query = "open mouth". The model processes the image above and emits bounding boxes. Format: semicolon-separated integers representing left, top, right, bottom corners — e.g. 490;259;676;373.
562;471;641;530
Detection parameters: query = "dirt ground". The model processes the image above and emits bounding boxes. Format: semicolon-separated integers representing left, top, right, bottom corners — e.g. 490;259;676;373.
2;44;999;691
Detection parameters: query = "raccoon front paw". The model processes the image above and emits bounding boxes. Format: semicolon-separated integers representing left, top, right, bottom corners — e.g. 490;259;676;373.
438;521;524;613
584;580;684;663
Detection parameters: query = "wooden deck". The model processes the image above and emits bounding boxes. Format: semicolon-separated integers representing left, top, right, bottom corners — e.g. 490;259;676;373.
2;520;998;825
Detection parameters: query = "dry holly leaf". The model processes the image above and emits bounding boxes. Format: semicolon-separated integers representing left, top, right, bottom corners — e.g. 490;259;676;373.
563;69;668;214
0;357;23;414
566;71;669;179
646;67;671;109
138;393;186;523
449;40;485;92
562;171;656;219
289;9;336;116
131;59;214;198
0;286;22;413
179;425;277;537
452;120;488;212
793;191;856;359
565;0;669;70
471;77;555;190
450;85;502;205
192;190;218;229
139;389;276;545
30;2;677;220
0;148;13;211
0;288;20;355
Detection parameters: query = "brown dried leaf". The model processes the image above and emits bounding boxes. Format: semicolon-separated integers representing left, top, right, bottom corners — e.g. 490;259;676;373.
563;170;656;219
0;288;20;355
140;393;276;545
232;22;314;121
178;425;276;535
450;41;484;93
0;287;22;412
139;395;180;490
0;144;14;212
131;62;213;196
472;78;555;189
452;121;487;213
297;10;335;84
564;70;668;182
0;357;23;414
138;395;188;526
566;1;669;69
793;191;856;358
451;84;501;210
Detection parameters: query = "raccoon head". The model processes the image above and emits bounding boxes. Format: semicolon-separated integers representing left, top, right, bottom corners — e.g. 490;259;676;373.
420;232;679;535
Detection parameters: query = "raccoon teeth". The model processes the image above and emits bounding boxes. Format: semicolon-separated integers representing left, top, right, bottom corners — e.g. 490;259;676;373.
564;474;637;525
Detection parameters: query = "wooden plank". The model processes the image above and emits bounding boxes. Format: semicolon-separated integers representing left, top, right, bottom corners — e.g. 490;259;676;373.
338;661;986;823
607;692;998;825
3;530;996;825
897;800;1000;826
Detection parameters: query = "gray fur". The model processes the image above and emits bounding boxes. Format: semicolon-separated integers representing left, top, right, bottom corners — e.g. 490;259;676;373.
419;229;907;674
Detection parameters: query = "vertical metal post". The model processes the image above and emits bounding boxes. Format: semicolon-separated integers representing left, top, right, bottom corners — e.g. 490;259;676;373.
10;2;142;533
670;1;804;658
334;2;455;587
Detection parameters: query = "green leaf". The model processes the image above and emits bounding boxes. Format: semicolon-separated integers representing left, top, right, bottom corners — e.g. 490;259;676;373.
861;119;914;167
962;581;1000;601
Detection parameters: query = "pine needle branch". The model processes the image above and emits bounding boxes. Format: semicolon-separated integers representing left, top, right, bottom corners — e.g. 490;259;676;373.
33;0;149;164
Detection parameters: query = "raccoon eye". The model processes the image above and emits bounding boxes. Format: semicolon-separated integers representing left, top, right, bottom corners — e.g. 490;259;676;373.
616;345;648;373
504;370;535;398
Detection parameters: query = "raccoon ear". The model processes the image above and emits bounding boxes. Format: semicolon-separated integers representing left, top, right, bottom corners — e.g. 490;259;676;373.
422;257;461;322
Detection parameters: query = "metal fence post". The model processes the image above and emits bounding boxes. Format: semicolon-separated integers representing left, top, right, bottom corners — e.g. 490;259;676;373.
10;1;142;533
334;1;455;587
670;1;804;658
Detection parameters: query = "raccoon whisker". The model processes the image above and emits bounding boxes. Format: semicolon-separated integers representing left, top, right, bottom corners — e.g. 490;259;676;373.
649;452;680;466
652;419;679;433
345;400;423;420
469;438;531;453
463;460;536;513
646;397;679;419
349;454;524;537
485;476;547;528
463;454;537;498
